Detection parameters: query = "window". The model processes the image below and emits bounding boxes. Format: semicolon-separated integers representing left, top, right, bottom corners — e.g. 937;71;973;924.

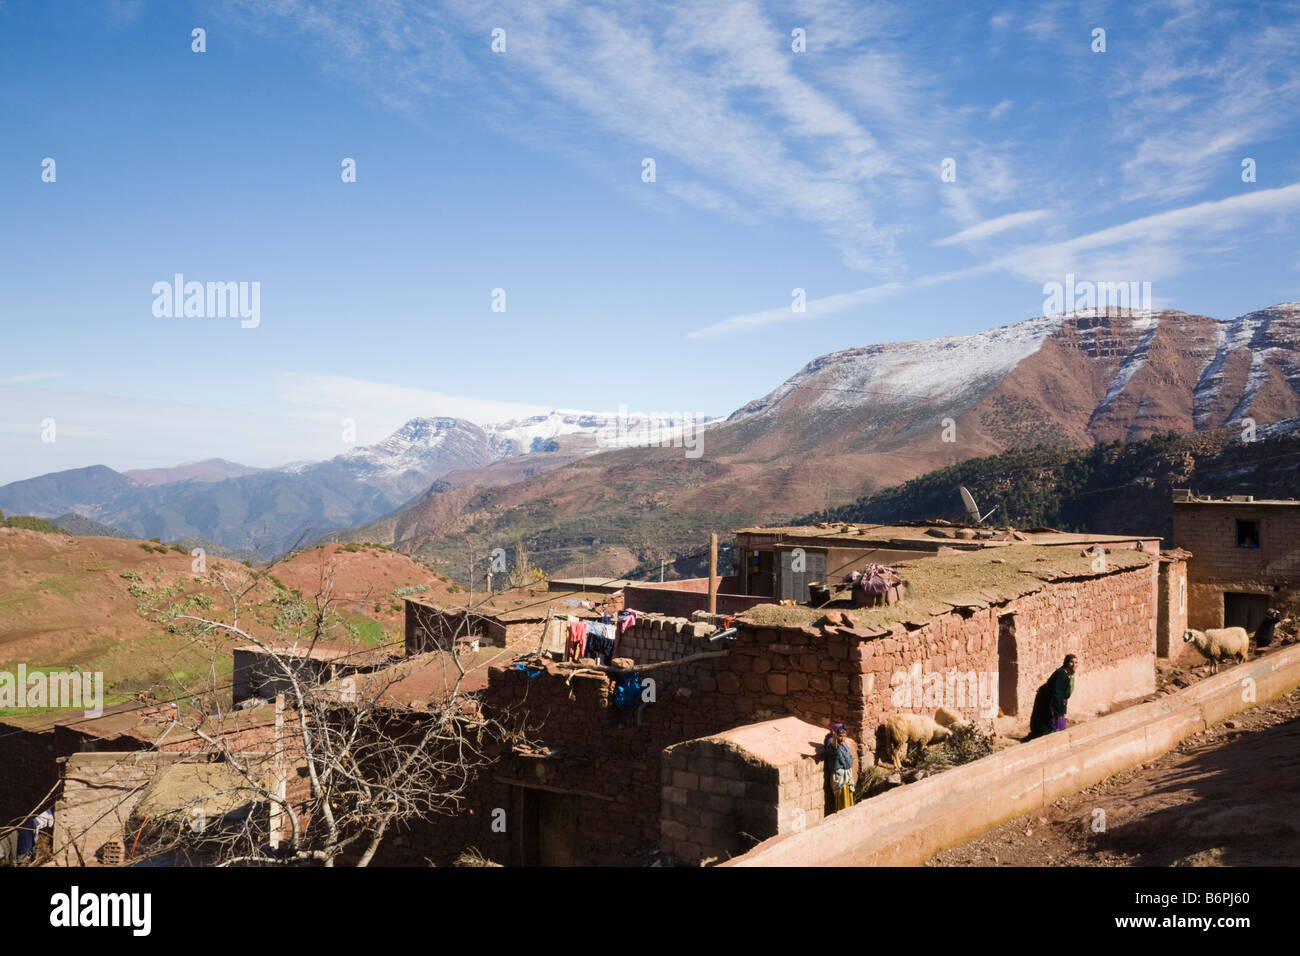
1236;519;1260;549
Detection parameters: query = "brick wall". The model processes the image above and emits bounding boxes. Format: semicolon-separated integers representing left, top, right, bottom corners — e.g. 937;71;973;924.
857;608;1001;738
0;717;155;831
1157;559;1188;657
386;563;1159;865
623;582;770;618
1006;563;1156;717
614;615;716;665
660;717;848;864
476;659;735;865
1175;502;1300;629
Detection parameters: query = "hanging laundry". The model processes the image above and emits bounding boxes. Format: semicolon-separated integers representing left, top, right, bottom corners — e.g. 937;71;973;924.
587;634;615;664
617;609;639;634
585;621;616;664
614;671;647;728
567;619;588;660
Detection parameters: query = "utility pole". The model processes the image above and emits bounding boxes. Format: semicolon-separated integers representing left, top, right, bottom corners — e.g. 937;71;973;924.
660;559;665;582
708;532;718;616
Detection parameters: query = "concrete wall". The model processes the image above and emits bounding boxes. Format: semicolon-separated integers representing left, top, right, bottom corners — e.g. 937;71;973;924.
232;648;339;705
726;642;1300;866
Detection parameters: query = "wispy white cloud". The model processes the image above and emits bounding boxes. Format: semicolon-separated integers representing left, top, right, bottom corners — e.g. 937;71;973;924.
688;282;905;339
990;181;1300;282
691;182;1300;337
276;372;558;432
0;371;63;385
934;209;1050;246
218;0;1017;276
1107;1;1300;203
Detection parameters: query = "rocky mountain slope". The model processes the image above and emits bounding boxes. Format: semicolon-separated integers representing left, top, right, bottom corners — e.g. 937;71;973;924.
339;305;1300;579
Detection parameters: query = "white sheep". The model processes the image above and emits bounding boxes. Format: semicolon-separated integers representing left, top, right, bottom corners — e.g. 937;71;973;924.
877;713;954;769
934;706;971;730
1183;627;1250;673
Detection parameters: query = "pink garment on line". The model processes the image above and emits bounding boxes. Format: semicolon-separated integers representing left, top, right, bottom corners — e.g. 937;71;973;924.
568;619;588;659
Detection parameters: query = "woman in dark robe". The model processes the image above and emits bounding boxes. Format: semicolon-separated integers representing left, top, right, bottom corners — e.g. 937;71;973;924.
1027;654;1077;739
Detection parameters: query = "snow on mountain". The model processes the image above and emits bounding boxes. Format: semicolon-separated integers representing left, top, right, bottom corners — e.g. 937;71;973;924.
1098;314;1162;411
729;313;1065;423
1194;303;1300;427
334;417;487;480
484;409;719;455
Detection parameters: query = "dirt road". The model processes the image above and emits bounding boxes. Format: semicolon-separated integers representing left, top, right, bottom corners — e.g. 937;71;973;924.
928;686;1300;867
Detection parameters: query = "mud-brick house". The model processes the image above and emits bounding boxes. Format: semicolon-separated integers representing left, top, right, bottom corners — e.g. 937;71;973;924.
232;642;395;706
1173;490;1300;632
404;588;621;656
452;542;1161;866
730;521;1161;603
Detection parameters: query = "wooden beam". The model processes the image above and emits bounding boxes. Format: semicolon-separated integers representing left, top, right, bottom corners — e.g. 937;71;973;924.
495;778;616;802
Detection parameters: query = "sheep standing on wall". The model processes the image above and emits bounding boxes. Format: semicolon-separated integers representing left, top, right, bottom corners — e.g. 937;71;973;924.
877;713;954;769
1183;627;1249;673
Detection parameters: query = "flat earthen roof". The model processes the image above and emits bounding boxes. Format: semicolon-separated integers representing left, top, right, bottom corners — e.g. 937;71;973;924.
685;716;828;766
734;522;1159;549
407;588;613;622
741;542;1153;630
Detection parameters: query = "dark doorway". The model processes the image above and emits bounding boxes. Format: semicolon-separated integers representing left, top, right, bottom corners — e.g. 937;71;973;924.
519;788;584;866
1224;592;1269;633
997;614;1018;716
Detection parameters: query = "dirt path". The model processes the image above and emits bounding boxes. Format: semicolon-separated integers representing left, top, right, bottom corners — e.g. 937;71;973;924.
927;685;1300;866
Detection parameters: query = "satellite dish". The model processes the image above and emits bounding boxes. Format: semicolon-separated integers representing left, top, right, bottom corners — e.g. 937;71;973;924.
959;486;997;524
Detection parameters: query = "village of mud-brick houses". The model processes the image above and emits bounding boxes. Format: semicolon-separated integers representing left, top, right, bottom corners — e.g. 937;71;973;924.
4;490;1298;867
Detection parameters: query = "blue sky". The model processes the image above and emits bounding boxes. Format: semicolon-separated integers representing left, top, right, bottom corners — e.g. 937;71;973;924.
2;0;1298;483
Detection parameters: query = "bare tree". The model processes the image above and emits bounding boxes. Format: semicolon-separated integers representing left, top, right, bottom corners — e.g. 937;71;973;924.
79;551;519;867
